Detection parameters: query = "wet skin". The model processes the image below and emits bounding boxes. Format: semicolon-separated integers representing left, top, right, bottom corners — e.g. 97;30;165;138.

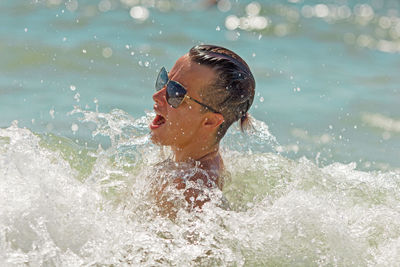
150;54;225;216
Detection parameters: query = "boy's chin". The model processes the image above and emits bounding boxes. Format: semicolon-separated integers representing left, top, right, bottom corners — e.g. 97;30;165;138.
150;133;160;145
150;132;167;146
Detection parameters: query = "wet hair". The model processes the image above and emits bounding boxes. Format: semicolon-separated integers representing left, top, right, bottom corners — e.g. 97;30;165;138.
188;44;255;141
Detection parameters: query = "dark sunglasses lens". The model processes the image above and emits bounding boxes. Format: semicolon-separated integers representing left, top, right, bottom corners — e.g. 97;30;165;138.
166;81;186;108
155;67;169;91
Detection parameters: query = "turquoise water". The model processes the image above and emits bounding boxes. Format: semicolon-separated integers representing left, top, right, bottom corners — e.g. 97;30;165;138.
1;0;399;169
1;0;400;265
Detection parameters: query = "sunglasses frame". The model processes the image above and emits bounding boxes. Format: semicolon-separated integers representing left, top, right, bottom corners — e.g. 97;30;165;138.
155;67;219;113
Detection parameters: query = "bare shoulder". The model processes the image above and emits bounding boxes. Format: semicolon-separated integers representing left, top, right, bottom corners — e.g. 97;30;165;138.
151;152;225;218
174;152;224;208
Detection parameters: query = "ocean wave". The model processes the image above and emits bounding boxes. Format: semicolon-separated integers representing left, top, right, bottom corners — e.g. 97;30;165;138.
1;120;400;265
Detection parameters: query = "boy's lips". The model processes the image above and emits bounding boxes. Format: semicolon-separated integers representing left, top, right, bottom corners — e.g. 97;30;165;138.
150;111;166;130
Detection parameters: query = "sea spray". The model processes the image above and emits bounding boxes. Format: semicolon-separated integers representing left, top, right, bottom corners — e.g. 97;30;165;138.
1;114;400;265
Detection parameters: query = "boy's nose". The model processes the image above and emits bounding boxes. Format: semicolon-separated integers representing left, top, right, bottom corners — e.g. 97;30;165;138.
153;87;167;106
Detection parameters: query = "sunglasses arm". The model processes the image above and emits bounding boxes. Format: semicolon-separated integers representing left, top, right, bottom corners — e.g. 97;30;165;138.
186;96;219;113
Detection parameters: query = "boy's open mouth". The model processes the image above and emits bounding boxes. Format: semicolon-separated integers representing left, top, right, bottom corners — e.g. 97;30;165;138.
150;114;166;129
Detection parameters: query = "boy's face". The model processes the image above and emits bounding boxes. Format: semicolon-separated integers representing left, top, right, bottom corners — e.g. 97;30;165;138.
150;54;216;149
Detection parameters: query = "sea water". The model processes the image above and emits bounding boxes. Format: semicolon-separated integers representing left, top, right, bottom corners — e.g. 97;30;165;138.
1;0;400;265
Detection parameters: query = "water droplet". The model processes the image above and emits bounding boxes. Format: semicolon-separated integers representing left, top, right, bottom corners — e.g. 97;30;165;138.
24;28;28;32
216;26;221;31
74;93;80;102
102;47;113;58
252;53;256;57
225;15;239;30
246;2;261;16
130;6;149;21
130;51;135;56
217;0;231;12
70;85;76;91
49;109;55;119
259;96;264;102
71;123;79;133
82;49;87;54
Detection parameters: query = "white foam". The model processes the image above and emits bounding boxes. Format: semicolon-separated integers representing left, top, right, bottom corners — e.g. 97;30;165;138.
1;116;400;265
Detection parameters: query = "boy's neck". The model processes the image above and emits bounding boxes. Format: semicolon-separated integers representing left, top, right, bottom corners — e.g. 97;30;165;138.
172;143;219;163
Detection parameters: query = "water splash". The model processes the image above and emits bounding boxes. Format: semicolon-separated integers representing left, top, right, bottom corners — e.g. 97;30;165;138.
221;116;279;153
1;113;400;265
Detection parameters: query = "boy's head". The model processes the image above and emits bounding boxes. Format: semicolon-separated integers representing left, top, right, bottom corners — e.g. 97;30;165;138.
150;45;255;150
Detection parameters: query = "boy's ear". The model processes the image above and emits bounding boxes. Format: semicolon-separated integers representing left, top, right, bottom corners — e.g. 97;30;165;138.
203;113;224;129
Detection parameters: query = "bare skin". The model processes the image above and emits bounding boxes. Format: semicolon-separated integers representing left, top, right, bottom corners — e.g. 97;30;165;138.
149;54;225;217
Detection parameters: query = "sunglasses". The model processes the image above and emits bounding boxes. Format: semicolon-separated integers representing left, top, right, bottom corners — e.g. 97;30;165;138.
155;67;219;113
